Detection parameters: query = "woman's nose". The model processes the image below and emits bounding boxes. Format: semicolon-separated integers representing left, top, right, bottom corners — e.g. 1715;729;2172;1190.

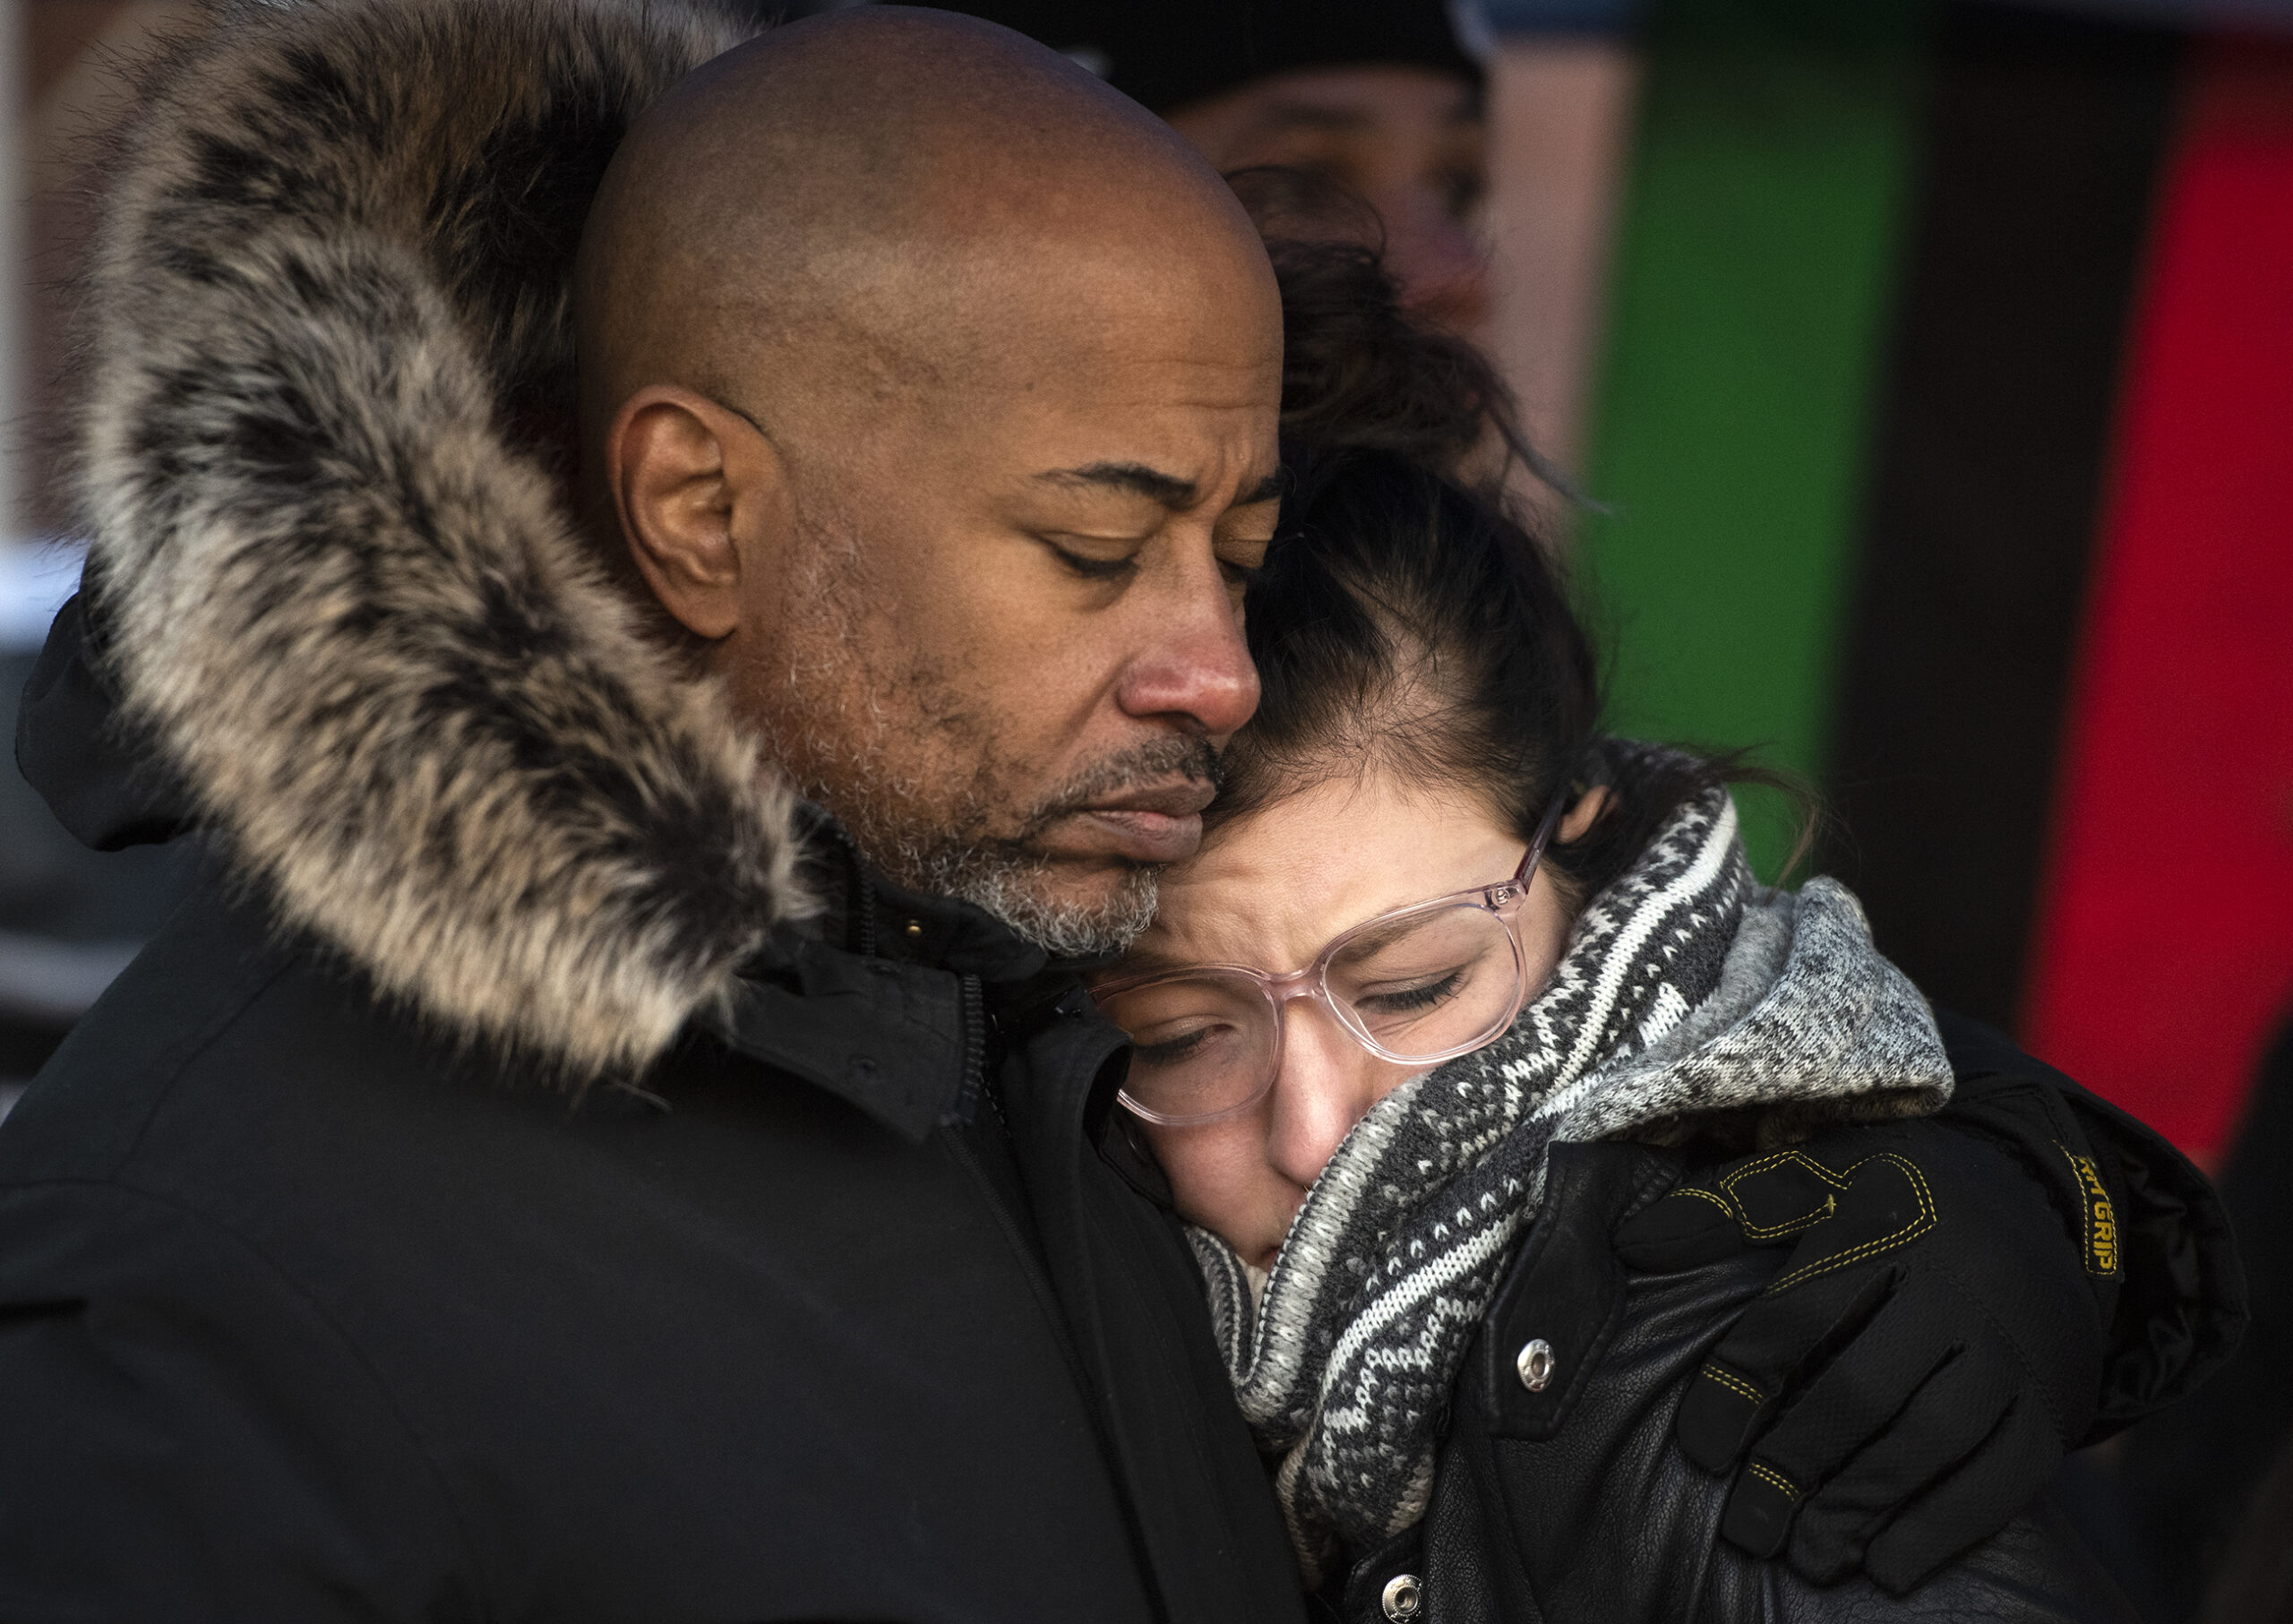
1264;1002;1396;1190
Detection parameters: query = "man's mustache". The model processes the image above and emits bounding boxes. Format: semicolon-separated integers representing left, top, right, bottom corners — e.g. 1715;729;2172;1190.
1021;738;1224;835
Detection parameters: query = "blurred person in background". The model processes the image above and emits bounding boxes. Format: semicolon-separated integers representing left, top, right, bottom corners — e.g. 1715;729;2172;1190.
874;0;1496;336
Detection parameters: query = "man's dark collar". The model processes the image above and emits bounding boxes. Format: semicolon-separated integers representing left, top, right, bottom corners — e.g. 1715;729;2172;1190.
700;803;1117;1140
787;800;1107;984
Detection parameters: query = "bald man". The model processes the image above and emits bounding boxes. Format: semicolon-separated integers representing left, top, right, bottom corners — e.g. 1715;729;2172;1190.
0;4;1305;1620
574;16;1280;957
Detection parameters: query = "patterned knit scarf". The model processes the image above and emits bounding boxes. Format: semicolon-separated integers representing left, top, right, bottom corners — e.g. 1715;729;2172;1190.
1188;774;1952;1571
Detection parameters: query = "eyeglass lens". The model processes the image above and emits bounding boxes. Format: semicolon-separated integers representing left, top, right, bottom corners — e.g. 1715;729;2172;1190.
1101;904;1524;1123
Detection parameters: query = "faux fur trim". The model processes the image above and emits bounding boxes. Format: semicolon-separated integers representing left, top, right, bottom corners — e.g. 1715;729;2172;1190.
74;0;807;1078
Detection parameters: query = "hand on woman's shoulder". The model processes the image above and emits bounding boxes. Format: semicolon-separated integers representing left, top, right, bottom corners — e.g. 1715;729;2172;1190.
1368;1025;2242;1624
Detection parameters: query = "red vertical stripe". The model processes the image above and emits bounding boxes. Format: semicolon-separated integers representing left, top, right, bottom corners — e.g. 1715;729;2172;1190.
2024;39;2293;1162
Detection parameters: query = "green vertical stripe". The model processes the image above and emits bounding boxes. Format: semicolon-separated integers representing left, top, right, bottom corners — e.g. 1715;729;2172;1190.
1583;0;1927;877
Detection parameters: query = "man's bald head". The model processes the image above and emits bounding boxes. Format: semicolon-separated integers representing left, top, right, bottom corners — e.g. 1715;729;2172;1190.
576;6;1272;460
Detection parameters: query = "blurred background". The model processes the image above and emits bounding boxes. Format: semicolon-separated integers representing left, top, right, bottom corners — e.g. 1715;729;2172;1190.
0;0;2288;1613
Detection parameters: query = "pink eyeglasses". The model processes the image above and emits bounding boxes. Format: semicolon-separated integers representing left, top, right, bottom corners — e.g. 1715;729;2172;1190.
1094;788;1573;1126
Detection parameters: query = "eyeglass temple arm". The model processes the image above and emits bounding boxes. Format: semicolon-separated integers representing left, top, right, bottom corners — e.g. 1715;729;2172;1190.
1514;778;1579;886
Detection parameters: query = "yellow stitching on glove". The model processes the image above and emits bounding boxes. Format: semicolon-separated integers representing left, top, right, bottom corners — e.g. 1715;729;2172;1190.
1765;1154;1937;1293
1670;1185;1739;1219
1700;1364;1766;1405
1748;1463;1799;1499
1719;1150;1854;1241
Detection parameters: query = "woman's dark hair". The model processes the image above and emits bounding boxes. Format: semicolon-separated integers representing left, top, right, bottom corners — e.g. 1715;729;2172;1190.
1226;235;1804;901
1229;166;1576;504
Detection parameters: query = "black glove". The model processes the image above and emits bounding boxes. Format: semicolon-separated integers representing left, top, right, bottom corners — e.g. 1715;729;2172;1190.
1613;1103;2126;1594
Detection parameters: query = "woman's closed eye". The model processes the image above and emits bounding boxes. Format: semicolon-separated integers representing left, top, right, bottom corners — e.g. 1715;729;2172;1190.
1353;967;1469;1017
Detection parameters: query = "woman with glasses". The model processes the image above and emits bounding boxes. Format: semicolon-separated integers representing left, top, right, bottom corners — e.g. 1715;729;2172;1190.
1087;245;2241;1623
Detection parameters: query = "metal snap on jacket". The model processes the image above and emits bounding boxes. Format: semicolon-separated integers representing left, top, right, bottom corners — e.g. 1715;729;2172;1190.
1516;1336;1557;1391
1381;1573;1423;1620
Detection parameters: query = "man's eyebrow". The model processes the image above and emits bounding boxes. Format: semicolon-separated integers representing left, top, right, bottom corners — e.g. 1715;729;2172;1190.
1037;463;1198;506
1034;464;1287;510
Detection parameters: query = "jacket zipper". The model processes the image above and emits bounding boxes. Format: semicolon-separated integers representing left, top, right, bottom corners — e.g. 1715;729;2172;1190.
952;973;986;1126
854;862;879;958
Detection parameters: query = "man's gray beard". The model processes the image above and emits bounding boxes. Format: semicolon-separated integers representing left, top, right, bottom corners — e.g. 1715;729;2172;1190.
912;842;1162;959
752;506;1202;959
860;733;1218;958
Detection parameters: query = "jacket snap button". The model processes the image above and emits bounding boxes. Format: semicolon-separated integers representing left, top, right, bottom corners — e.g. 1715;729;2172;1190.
1516;1336;1557;1391
1381;1572;1422;1620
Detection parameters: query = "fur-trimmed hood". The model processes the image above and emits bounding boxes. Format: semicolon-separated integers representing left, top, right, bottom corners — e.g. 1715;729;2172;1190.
66;0;805;1078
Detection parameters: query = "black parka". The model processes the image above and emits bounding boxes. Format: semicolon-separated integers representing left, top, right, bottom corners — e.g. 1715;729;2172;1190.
0;621;1306;1624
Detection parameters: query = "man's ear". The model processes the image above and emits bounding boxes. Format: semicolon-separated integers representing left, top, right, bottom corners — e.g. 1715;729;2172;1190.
604;384;790;641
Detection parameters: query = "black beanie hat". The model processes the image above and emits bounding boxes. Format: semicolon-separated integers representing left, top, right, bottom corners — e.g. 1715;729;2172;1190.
915;0;1485;115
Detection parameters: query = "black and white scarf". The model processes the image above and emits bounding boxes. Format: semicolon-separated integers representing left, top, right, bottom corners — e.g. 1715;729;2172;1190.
1189;774;1952;1569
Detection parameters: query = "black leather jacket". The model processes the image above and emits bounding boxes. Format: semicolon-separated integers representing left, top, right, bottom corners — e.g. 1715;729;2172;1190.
1330;1029;2243;1624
